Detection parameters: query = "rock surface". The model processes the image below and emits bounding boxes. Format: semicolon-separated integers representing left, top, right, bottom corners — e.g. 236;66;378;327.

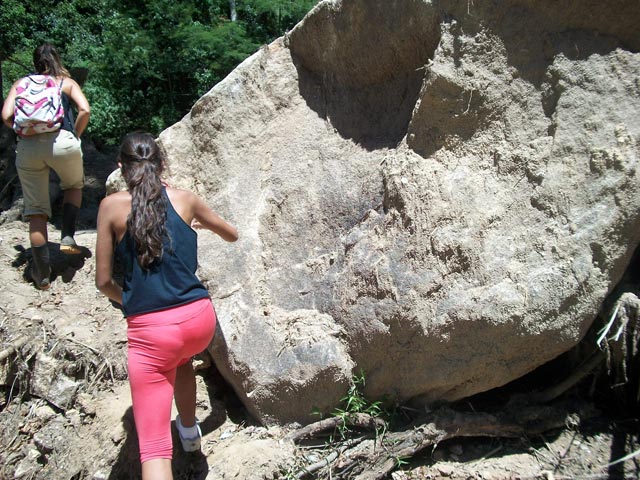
158;0;640;423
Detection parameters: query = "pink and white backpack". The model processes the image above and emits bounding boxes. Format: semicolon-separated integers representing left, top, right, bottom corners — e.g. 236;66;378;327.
13;75;64;137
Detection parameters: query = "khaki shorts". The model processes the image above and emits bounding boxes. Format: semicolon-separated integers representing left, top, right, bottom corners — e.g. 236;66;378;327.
16;129;84;218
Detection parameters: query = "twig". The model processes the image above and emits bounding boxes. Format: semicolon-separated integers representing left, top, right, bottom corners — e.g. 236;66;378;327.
4;431;21;451
286;413;385;443
0;337;29;362
531;446;559;466
65;336;101;355
597;302;620;347
557;430;580;469
602;447;640;468
463;89;474;114
464;444;502;466
352;403;596;480
107;358;115;382
528;351;605;403
297;449;340;478
88;360;108;389
297;436;365;479
7;375;20;408
47;340;59;354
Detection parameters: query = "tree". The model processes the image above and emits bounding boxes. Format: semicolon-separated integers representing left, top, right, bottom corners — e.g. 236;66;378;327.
0;0;36;98
1;0;319;143
239;0;318;42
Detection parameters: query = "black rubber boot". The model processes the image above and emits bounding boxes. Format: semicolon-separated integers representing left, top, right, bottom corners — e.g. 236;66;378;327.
60;203;80;254
31;244;51;290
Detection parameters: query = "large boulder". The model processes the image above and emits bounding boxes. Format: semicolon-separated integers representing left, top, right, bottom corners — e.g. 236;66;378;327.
158;0;640;424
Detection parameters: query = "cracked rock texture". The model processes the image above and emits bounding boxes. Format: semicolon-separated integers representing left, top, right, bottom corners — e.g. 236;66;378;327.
158;0;640;423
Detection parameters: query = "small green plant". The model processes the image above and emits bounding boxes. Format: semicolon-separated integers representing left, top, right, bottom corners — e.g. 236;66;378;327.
331;370;388;439
395;455;410;468
310;406;323;419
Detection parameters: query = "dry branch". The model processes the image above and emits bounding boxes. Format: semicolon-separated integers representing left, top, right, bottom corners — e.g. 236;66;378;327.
0;337;29;362
289;403;596;480
286;413;385;443
528;351;606;403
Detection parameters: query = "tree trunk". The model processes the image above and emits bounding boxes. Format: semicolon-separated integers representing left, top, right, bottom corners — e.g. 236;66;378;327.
229;0;237;22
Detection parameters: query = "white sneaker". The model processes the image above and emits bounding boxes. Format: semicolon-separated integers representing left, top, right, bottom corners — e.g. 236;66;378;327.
175;415;202;452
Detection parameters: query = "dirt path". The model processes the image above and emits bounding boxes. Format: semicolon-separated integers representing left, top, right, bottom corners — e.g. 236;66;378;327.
0;220;297;479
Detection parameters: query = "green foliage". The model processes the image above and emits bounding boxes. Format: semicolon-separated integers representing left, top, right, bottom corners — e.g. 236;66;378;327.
1;0;318;144
0;0;36;61
240;0;318;42
330;370;389;440
334;371;384;417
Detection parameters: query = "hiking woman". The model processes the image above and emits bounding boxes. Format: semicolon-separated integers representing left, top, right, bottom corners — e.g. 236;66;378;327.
1;43;91;289
95;133;238;479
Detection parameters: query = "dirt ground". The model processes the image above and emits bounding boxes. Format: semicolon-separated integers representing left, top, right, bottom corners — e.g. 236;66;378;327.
0;139;639;479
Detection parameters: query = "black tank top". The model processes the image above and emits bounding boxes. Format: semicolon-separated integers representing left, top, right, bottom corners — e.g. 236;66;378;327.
115;188;209;316
60;92;75;133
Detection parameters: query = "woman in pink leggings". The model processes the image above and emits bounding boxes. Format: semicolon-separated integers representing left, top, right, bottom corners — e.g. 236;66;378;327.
95;133;238;479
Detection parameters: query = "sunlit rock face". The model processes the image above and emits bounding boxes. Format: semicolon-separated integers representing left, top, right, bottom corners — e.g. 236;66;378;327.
159;0;640;424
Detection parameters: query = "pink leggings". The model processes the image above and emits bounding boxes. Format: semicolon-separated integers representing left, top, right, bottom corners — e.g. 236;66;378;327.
126;298;216;463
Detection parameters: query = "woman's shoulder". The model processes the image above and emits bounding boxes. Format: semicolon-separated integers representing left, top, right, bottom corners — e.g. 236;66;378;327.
165;186;197;203
59;76;80;93
100;191;131;209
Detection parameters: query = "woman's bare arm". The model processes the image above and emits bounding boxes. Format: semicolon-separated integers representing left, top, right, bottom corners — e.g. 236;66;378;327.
95;197;123;305
1;83;18;129
191;194;239;242
65;78;90;136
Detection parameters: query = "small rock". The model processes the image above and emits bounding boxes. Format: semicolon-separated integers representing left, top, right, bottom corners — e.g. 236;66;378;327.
193;353;212;371
33;420;67;454
220;430;234;440
111;424;125;445
30;353;79;410
13;453;40;479
437;464;454;476
76;392;97;416
34;404;57;422
27;448;41;460
105;168;127;195
65;409;82;428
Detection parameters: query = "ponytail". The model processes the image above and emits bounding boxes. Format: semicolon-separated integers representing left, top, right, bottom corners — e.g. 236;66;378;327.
118;133;168;269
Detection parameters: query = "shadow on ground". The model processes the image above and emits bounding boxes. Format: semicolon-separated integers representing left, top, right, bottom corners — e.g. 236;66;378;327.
12;242;92;289
107;364;249;480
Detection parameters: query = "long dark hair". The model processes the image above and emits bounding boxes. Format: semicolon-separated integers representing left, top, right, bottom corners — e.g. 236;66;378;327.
33;43;70;77
118;133;168;269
